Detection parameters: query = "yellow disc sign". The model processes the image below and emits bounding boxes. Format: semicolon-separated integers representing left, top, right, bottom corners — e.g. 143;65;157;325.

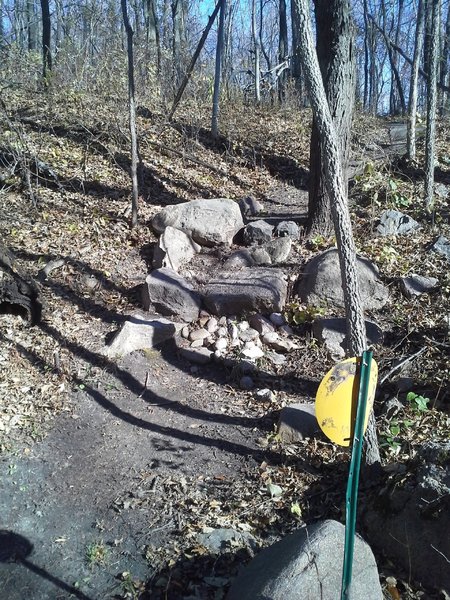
315;357;378;447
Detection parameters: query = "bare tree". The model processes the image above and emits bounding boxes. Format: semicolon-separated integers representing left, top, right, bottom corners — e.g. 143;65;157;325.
121;0;139;228
40;0;52;80
407;0;425;160
425;0;441;210
212;0;226;138
252;0;261;103
278;0;288;102
439;1;450;113
292;0;380;466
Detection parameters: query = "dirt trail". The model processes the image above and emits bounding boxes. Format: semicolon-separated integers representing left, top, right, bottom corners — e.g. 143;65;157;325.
0;345;264;599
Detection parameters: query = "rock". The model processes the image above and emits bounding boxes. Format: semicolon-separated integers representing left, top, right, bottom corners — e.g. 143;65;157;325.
297;248;389;311
269;312;285;327
142;268;202;322
275;220;300;239
238;196;264;217
198;528;257;555
203;268;287;316
364;441;450;592
206;317;218;333
381;397;404;419
152;226;201;271
249;314;275;335
259;237;292;264
435;183;449;199
218;326;229;338
278;403;320;442
223;249;256;270
395;376;414;392
243;220;273;245
179;347;213;365
214;338;228;351
238;328;260;342
104;314;180;358
278;324;294;335
266;338;298;353
240;376;255;390
152;199;244;247
181;326;189;339
312;318;383;358
265;351;286;366
227;520;382;600
250;247;272;265
262;331;279;345
377;209;421;236
237;320;250;331
190;339;204;348
241;345;264;360
432;235;450;262
254;388;275;402
399;274;438;298
189;328;210;342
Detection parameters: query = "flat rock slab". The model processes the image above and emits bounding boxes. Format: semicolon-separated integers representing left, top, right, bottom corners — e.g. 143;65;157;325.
104;313;181;357
377;209;421;236
399;274;438;298
297;248;389;311
227;519;382;600
142;268;201;322
312;318;383;358
278;403;320;442
152;198;244;247
197;528;257;554
203;268;287;316
152;226;201;271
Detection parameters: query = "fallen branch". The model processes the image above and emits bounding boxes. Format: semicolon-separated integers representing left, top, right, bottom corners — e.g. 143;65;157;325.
379;347;427;385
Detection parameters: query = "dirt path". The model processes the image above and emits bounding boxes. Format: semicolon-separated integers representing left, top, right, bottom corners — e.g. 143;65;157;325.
0;344;267;599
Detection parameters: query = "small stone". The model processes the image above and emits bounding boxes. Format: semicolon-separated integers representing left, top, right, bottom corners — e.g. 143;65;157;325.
250;247;272;265
254;388;275;402
189;328;210;342
382;397;404;419
269;312;285;327
214;350;223;359
206;317;219;333
237;320;250;331
278;403;320;442
198;316;209;327
262;332;279;345
239;328;260;342
180;347;213;365
240;376;254;390
267;338;298;353
239;196;264;217
400;274;439;298
265;351;286;365
217;326;228;337
243;220;273;245
228;323;239;339
242;346;264;359
249;314;275;335
275;220;300;239
190;339;204;348
181;326;190;339
278;324;294;335
377;209;421;236
223;249;256;270
215;338;228;351
218;316;227;325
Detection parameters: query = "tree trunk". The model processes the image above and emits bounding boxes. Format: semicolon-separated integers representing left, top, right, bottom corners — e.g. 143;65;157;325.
121;0;139;228
144;0;161;74
293;0;380;466
425;0;441;210
439;1;450;113
211;0;226;138
407;0;424;160
40;0;52;80
252;0;261;104
290;0;304;100
307;0;356;238
172;0;186;89
278;0;288;103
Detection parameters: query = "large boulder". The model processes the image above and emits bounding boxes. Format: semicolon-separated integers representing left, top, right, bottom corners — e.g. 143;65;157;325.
152;226;201;271
152;199;244;247
142;268;201;322
203;268;287;316
364;441;450;592
227;520;382;600
297;248;389;311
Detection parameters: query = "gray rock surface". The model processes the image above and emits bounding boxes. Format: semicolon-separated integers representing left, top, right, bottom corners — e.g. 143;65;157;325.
432;235;450;262
278;403;320;442
258;236;292;264
243;220;273;245
203;268;287;316
198;528;257;554
152;199;244;247
399;274;438;298
275;220;300;239
248;314;275;335
377;209;421;236
223;249;256;270
104;314;180;357
364;440;450;592
152;226;201;271
227;520;382;600
312;318;383;358
238;196;264;217
179;346;213;365
297;248;389;310
142;268;201;322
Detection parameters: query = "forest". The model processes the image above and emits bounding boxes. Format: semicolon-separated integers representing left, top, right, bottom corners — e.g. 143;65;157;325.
0;1;449;599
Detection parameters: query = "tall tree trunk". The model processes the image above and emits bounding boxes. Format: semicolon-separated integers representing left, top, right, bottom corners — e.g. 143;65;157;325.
425;0;441;210
252;0;261;104
290;0;304;100
407;0;425;160
211;0;226;138
144;0;161;74
307;0;356;238
363;0;370;109
121;0;139;228
293;0;380;466
40;0;52;80
172;0;186;89
278;0;288;103
27;0;37;50
439;1;450;113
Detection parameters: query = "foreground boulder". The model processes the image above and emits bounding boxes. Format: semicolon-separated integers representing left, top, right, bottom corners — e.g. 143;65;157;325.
152;199;244;247
203;268;287;316
104;314;180;357
297;248;389;311
142;268;201;322
152;226;201;271
227;520;382;600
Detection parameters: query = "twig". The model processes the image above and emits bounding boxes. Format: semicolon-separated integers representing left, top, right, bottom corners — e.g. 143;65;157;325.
379;347;427;385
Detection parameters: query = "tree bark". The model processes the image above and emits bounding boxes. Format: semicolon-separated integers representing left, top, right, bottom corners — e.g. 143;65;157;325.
143;0;161;74
290;0;304;100
293;0;380;466
172;0;186;89
211;0;226;138
307;0;356;238
40;0;52;80
252;0;261;104
407;0;424;160
439;1;450;113
425;0;441;210
278;0;288;103
121;0;139;228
